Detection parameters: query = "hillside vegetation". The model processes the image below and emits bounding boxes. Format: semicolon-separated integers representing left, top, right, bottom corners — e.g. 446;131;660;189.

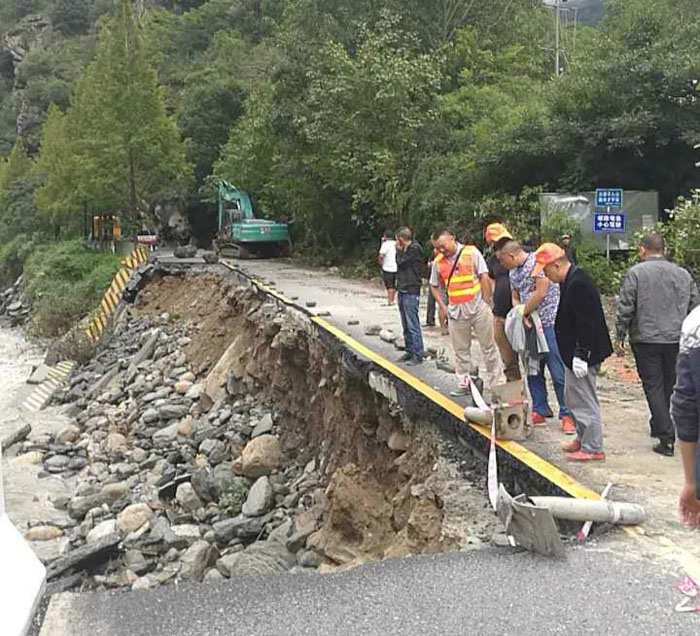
0;0;699;270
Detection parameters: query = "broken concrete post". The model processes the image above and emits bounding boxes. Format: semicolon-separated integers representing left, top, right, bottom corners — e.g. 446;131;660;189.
528;496;646;525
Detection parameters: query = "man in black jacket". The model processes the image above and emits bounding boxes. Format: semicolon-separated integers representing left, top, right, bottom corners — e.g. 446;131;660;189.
395;227;425;366
532;243;613;461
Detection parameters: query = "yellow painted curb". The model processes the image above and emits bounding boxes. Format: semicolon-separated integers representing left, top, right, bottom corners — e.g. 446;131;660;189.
85;245;149;343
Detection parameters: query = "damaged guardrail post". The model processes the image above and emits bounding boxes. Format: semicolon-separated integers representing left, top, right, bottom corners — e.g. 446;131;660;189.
497;484;647;558
528;496;646;525
0;443;47;636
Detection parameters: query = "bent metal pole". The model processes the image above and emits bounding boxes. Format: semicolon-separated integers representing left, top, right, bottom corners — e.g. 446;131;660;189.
529;496;646;525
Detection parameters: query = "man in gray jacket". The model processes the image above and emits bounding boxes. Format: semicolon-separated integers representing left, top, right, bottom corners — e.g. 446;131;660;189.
616;234;700;456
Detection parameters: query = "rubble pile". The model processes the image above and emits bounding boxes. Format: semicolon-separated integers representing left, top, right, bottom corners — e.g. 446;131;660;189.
20;311;325;592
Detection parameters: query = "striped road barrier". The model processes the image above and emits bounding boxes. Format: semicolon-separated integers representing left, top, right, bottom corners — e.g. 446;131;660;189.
21;361;76;413
86;245;149;343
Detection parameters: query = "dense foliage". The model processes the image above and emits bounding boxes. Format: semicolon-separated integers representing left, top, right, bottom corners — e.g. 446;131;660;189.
0;0;700;276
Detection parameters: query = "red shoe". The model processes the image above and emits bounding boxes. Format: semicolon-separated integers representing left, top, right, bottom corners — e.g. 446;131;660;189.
562;438;581;453
566;450;606;462
561;415;576;435
531;412;547;427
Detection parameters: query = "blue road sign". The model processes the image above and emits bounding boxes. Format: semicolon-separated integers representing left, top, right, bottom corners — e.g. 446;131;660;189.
593;212;626;233
595;188;623;208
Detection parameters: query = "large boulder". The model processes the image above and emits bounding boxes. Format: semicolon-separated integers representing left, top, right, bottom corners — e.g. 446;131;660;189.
233;435;281;478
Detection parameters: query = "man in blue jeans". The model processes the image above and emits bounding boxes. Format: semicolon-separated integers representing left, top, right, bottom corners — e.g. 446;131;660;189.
395;227;425;366
497;240;575;434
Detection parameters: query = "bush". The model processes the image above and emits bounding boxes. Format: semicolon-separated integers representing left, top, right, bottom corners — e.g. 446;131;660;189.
219;477;252;515
22;240;121;336
0;233;37;285
577;243;630;296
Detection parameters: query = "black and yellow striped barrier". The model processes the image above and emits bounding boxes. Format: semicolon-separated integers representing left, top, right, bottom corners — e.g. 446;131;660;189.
85;245;149;343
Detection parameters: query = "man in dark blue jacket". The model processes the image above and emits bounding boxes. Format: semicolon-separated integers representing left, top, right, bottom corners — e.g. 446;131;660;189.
533;243;613;461
670;306;700;527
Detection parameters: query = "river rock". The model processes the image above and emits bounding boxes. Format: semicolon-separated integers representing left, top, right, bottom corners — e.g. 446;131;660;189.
25;525;63;541
165;524;200;549
233;435;281;478
68;482;130;519
45;454;69;472
117;503;153;533
106;432;128;453
153;422;179;447
228;541;296;577
241;476;273;517
142;408;159;423
177;416;194;438
216;552;242;577
180;540;218;580
174;380;193;394
87;519;117;544
185;384;203;400
55;424;80;445
251;413;274;438
124;550;150;576
212;513;271;544
191;468;217;503
176;482;202;512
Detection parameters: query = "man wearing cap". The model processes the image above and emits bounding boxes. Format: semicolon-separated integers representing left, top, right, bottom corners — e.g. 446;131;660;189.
534;243;613;461
484;223;521;382
498;240;575;433
430;228;504;396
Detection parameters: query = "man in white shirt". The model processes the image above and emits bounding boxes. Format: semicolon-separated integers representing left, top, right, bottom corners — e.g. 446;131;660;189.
378;230;398;305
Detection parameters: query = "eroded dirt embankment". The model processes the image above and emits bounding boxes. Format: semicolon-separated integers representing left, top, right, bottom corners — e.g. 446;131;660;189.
137;272;495;566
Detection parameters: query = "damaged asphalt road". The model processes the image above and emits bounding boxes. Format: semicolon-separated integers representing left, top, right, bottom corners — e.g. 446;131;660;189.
43;544;695;636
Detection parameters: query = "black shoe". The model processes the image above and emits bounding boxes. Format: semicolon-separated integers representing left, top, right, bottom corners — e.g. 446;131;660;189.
397;352;412;363
406;357;423;367
652;440;674;457
423;322;436;328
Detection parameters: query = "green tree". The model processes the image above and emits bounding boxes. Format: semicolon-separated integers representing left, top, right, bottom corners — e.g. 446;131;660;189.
34;104;82;235
0;139;44;243
41;0;191;231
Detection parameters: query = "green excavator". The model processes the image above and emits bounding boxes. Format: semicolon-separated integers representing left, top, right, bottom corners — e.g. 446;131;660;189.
214;180;291;258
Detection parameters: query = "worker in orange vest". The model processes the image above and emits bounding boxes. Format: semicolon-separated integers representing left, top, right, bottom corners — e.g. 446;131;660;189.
429;227;505;397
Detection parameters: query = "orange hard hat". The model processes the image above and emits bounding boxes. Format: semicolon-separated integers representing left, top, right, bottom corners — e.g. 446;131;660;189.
484;223;513;245
531;243;566;276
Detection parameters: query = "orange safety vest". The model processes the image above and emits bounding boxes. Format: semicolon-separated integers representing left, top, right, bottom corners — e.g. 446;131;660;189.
435;246;481;304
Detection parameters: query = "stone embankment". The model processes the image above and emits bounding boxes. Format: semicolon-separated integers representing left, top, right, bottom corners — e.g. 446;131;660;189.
16;270;495;593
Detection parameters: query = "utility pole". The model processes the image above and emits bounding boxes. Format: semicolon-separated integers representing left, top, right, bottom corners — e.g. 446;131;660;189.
554;0;561;76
